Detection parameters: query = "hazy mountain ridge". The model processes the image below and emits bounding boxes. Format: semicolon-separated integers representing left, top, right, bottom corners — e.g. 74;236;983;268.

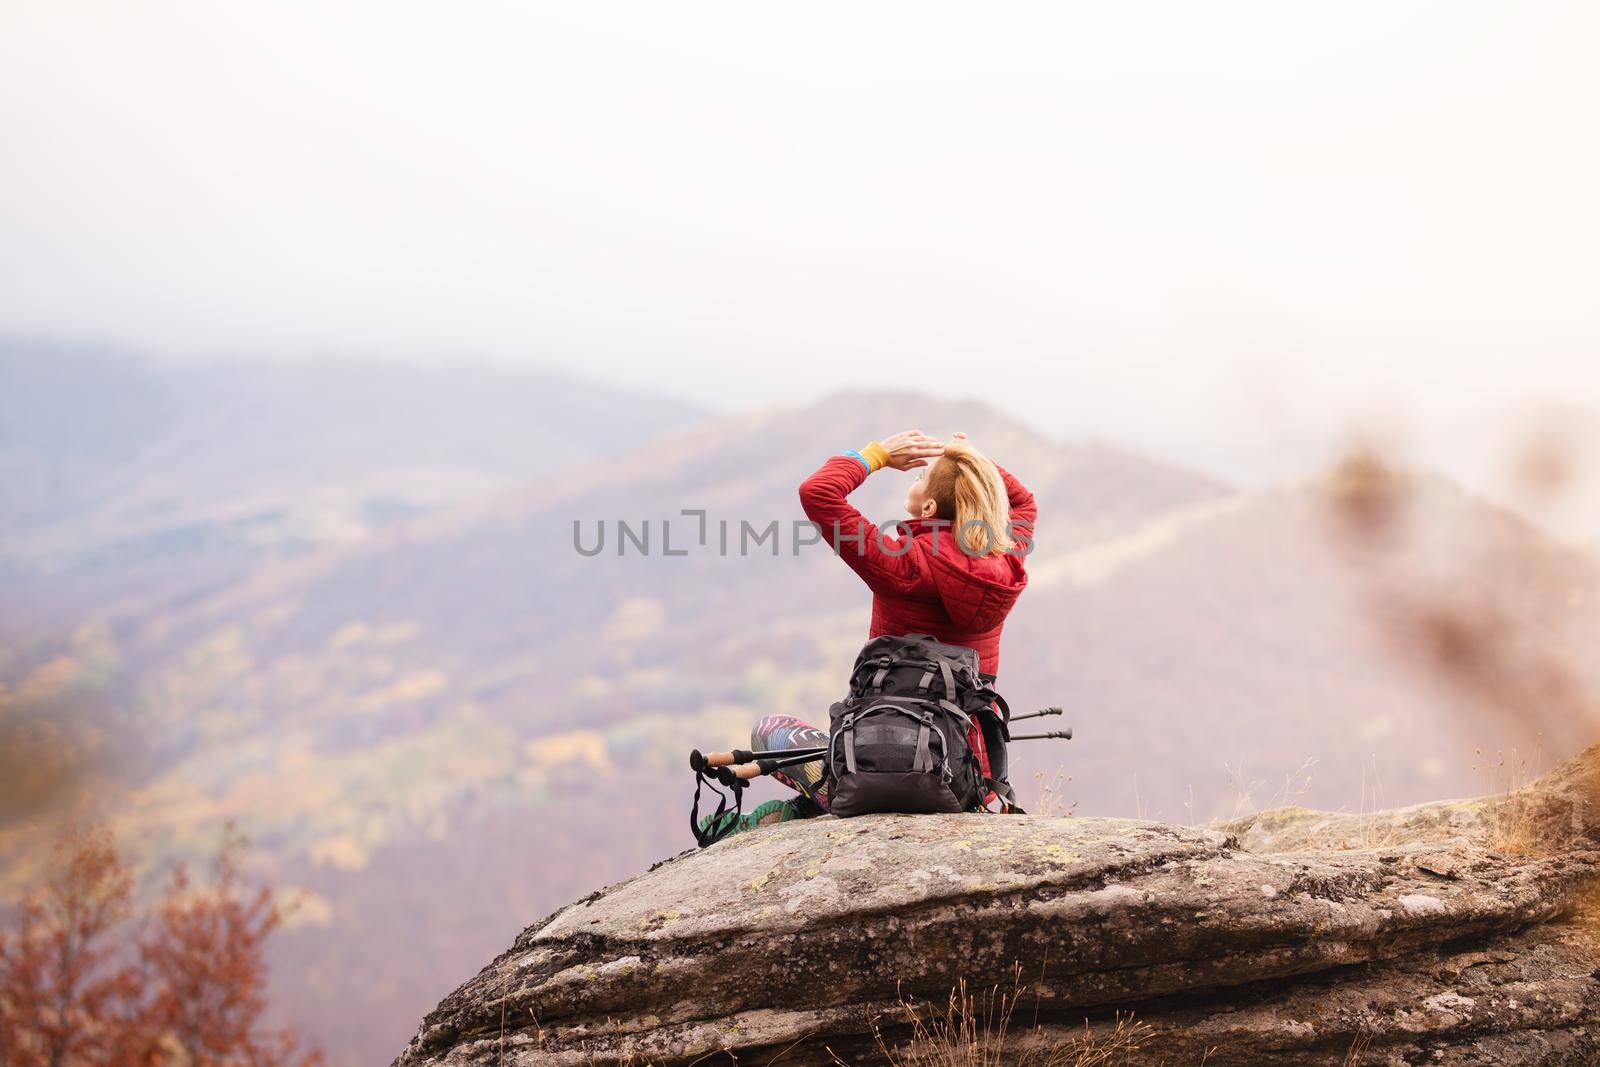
4;384;1598;1063
0;339;706;570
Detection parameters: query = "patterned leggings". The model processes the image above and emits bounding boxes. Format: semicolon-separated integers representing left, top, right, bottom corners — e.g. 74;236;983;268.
751;714;831;814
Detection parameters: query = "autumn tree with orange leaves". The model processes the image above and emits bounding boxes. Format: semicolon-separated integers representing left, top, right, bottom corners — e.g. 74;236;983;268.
0;825;320;1067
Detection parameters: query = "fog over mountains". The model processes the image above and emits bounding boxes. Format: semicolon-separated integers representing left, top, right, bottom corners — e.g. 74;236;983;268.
3;343;1596;1064
0;340;703;576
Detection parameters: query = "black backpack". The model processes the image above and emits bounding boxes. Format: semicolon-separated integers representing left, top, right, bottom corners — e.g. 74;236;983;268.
825;634;1020;817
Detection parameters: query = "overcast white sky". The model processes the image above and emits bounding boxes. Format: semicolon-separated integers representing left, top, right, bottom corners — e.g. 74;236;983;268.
3;2;1598;486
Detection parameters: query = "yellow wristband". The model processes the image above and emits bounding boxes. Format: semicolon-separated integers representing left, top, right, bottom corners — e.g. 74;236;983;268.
860;441;891;472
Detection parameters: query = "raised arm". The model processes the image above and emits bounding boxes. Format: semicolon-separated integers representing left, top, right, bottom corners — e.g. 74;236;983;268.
798;431;943;592
994;463;1036;552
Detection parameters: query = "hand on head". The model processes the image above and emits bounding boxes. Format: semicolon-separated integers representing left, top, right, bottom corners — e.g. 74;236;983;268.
879;430;945;471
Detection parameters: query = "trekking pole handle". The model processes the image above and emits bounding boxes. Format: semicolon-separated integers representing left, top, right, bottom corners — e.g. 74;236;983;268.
1009;728;1073;741
731;751;827;780
694;746;827;770
1008;706;1064;723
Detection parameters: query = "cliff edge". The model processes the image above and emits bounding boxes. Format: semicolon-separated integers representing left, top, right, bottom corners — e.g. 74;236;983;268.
395;745;1600;1065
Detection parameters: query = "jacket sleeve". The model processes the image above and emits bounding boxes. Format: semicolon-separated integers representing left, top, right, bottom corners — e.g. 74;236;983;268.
994;463;1036;553
799;456;925;593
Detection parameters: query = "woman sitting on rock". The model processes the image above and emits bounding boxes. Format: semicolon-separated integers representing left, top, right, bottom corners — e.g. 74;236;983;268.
707;429;1035;834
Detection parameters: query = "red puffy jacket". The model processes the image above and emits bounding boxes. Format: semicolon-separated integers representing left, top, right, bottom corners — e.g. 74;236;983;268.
799;455;1035;776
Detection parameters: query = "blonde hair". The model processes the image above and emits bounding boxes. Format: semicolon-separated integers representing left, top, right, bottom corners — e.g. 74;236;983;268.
924;441;1015;556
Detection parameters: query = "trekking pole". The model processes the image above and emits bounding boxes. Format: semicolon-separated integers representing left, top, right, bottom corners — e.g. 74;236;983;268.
690;746;827;773
706;750;823;787
1007;706;1064;723
727;750;826;781
1009;728;1073;742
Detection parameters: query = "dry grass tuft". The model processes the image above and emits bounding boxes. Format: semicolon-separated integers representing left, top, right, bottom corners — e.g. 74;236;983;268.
1341;1026;1374;1065
1351;756;1402;850
833;972;1153;1067
1473;746;1546;856
1032;766;1078;817
1221;756;1317;827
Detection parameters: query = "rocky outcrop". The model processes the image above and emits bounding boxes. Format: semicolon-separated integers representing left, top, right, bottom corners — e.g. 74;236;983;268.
395;746;1600;1065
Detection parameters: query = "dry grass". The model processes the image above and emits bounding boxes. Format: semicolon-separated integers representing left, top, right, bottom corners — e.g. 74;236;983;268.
1351;756;1403;850
1211;755;1317;831
1032;765;1078;817
1473;746;1546;856
1341;1026;1374;1065
831;972;1153;1067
